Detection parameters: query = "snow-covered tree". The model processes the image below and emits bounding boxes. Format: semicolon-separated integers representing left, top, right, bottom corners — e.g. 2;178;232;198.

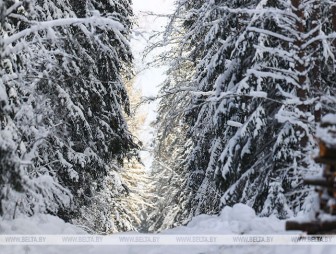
152;0;336;229
0;0;141;232
144;1;200;230
0;0;73;219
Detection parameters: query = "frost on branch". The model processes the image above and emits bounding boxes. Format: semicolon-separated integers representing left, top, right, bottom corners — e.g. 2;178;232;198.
0;0;140;233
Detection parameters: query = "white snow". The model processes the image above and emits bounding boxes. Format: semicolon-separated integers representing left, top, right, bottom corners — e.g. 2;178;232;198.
1;203;334;254
228;120;243;128
249;91;268;98
321;114;336;125
316;114;336;146
0;82;8;102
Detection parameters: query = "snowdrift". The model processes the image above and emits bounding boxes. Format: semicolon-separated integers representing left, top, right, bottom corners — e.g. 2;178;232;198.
0;204;333;254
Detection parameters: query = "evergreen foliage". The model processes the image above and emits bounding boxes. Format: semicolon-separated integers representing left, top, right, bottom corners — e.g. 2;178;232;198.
151;0;336;230
0;0;140;233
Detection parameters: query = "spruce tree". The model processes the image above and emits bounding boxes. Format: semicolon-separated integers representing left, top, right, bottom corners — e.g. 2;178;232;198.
0;0;140;232
152;0;336;230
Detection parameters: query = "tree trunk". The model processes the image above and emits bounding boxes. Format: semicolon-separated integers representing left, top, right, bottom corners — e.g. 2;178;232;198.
291;0;309;147
332;5;336;49
311;0;322;122
291;0;307;111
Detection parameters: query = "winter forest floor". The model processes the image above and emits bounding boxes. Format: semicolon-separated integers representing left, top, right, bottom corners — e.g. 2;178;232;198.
2;204;335;254
1;0;336;253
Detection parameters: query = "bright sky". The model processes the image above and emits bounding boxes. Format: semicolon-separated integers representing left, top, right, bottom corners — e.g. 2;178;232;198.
131;0;174;96
131;0;175;169
132;0;174;16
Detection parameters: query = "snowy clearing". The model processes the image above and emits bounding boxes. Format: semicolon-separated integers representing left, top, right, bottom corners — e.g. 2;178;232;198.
0;204;334;254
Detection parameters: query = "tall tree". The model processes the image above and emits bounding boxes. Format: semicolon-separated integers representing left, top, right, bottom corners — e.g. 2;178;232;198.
152;0;336;230
0;0;140;232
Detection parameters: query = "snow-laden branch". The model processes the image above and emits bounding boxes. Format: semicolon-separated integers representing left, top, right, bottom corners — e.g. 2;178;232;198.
217;6;297;21
321;31;336;62
247;27;295;42
247;69;299;87
3;16;125;47
5;1;23;17
253;45;295;62
302;32;336;49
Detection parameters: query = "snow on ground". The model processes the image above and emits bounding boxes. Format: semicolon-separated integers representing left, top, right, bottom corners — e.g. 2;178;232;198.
0;204;334;254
